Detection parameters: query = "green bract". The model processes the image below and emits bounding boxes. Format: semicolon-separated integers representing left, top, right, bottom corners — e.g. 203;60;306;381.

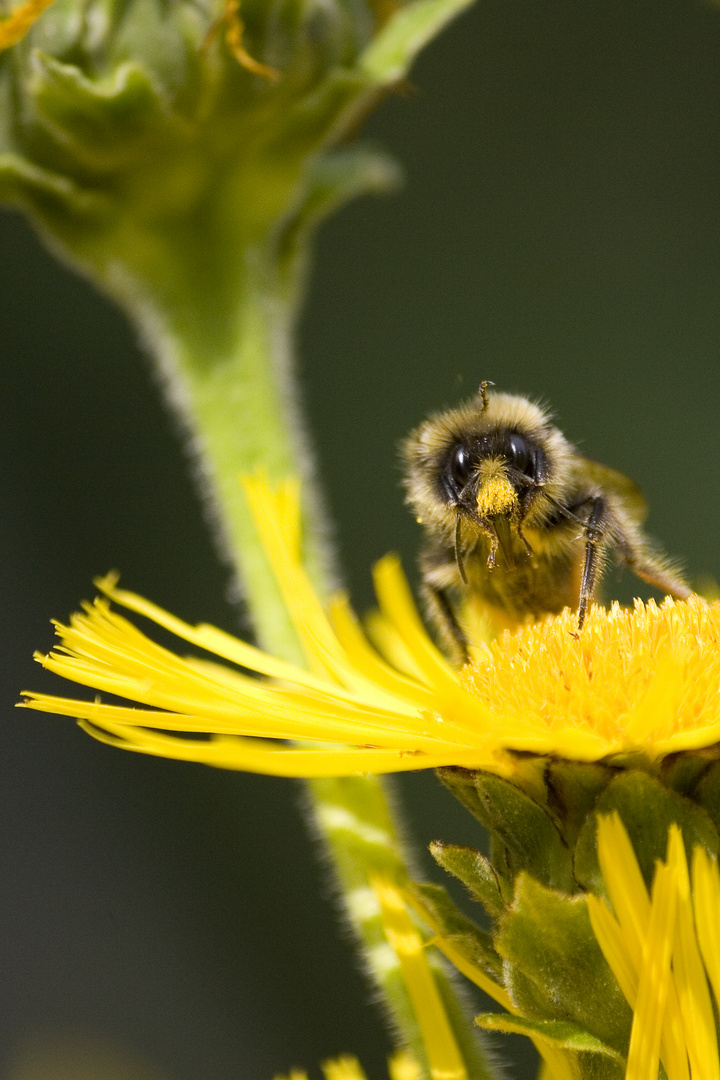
0;0;470;260
426;761;720;1080
0;0;470;304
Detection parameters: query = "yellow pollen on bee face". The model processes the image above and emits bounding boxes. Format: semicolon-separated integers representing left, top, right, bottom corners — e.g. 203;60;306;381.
476;470;518;518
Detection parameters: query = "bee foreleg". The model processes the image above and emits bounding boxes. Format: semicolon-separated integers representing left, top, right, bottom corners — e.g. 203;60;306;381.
485;525;499;569
577;497;609;629
454;515;468;584
515;518;534;558
424;583;470;665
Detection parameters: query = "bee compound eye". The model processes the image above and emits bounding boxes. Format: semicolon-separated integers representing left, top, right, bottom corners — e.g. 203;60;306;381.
505;433;533;476
447;442;474;493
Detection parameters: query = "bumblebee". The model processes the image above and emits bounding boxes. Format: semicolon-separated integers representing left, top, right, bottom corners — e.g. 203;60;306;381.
402;382;690;658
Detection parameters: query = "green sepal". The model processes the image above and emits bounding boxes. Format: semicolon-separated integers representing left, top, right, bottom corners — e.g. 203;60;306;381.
495;874;631;1053
693;758;720;836
546;760;616;850
574;769;719;897
30;53;174;173
438;768;574;895
429;840;505;921
358;0;475;82
0;152;110;222
409;881;504;984
436;767;492;825
661;752;716;798
474;1013;624;1066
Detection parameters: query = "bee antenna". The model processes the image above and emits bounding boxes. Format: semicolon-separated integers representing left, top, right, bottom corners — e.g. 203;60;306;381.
454;515;468;584
478;380;495;413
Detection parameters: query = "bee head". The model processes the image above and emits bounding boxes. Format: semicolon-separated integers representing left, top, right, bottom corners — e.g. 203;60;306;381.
402;388;573;542
441;429;540;520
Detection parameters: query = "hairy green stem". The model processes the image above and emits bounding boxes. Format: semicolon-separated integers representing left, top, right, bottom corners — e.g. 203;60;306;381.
119;256;323;663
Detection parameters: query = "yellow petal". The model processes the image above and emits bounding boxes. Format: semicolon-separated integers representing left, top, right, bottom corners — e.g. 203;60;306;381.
668;828;720;1080
322;1057;369;1080
372;879;468;1080
625;858;677;1080
693;849;720;1025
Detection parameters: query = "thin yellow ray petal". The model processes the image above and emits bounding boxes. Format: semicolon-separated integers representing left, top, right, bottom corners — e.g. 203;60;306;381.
373;879;469;1080
653;722;720;755
498;726;612;760
595;815;649;971
63;594;425;726
241;476;355;681
243;478;447;708
183;656;440;740
61;574;509;752
586;895;638;1007
96;575;344;694
328;597;537;747
625;860;678;1080
328;594;436;706
388;1050;423;1080
75;719;500;776
403;888;512;1012
692;848;720;1021
372;556;463;693
21;693;209;728
322;1057;369;1080
595;817;690;1080
289;599;427;711
19;689;472;751
666;828;720;1080
36;601;479;749
23;679;488;757
364;608;433;682
534;1050;581;1080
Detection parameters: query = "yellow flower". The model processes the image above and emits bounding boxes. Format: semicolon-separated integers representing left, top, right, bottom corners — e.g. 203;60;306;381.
19;475;720;778
588;815;720;1080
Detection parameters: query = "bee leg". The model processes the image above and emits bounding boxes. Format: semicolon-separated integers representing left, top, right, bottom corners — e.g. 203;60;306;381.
577;497;609;630
613;537;692;601
454;515;468;584
425;584;470;665
515;519;534;559
485;528;499;570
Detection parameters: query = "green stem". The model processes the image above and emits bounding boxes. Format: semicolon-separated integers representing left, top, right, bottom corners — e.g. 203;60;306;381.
123;258;321;663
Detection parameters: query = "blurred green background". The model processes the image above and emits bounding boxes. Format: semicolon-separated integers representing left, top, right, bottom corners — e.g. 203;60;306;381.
2;0;720;1076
